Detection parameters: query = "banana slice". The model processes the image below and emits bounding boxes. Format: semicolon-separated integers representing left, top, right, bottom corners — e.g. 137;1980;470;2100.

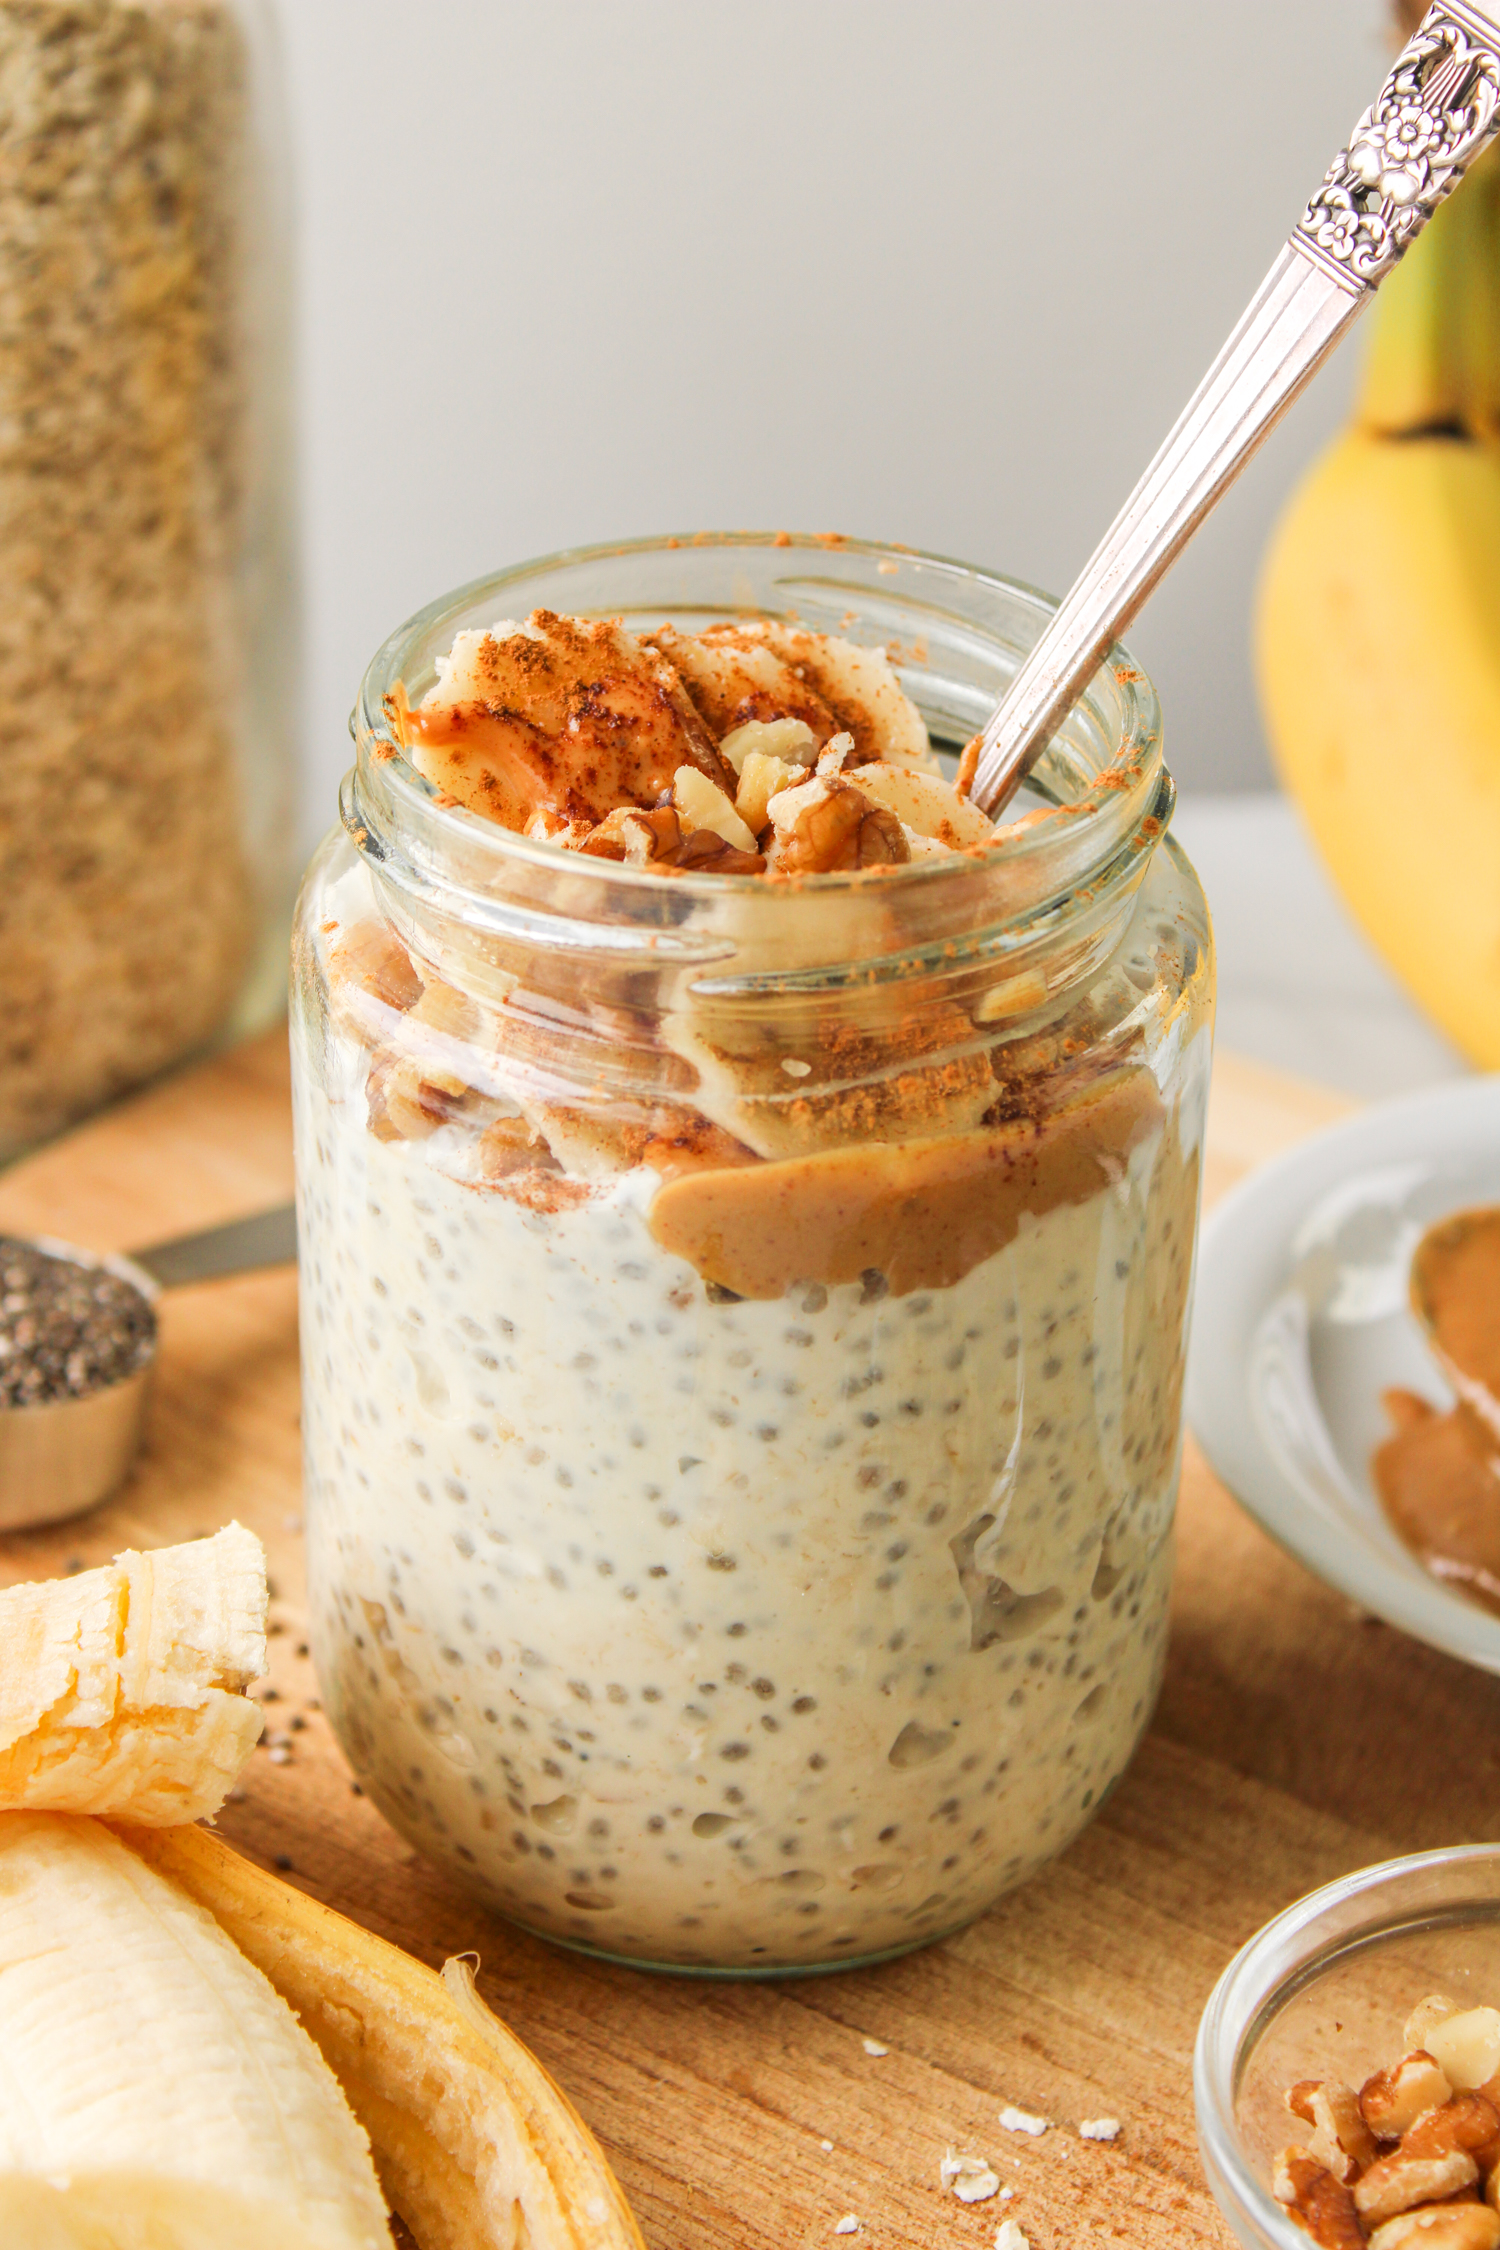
732;622;939;770
399;612;734;835
0;1523;266;1824
122;1820;645;2250
0;1811;390;2250
846;762;995;848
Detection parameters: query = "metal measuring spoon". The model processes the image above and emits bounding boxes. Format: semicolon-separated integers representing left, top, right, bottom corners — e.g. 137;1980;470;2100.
971;3;1500;813
0;1204;296;1533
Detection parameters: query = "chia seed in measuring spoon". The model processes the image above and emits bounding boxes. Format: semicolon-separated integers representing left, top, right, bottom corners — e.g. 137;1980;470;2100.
0;1239;156;1409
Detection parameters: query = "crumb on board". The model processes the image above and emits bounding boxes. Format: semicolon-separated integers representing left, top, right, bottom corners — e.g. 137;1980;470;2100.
1079;2116;1122;2141
941;2150;1001;2203
999;2104;1051;2137
862;2037;889;2057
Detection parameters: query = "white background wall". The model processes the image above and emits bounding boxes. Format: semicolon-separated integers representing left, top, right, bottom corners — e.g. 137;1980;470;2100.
276;0;1390;844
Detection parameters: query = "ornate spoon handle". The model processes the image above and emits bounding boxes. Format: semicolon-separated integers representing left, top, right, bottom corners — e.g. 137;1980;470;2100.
970;2;1500;816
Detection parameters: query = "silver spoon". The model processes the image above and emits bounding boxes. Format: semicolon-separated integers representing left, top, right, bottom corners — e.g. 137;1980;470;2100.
971;1;1500;816
0;1204;296;1534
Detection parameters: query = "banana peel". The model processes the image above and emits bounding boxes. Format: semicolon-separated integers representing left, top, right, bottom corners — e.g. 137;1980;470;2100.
1258;134;1500;1069
119;1821;644;2250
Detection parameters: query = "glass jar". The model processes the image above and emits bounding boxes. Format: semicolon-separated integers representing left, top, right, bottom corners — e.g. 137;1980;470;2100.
1195;1846;1500;2250
291;534;1214;1974
0;0;298;1153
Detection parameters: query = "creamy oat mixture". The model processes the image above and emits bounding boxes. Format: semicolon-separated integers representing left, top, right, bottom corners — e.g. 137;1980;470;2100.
295;612;1201;1967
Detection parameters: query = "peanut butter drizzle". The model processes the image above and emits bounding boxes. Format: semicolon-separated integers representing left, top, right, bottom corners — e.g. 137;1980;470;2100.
1374;1389;1500;1614
1413;1206;1500;1406
1373;1205;1500;1613
647;1066;1164;1300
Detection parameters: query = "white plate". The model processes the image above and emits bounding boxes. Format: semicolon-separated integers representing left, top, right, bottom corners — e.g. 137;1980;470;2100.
1186;1075;1500;1676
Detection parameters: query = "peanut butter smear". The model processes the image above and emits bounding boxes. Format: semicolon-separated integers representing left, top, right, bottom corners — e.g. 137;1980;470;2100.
648;1067;1164;1299
1373;1205;1500;1614
394;611;733;837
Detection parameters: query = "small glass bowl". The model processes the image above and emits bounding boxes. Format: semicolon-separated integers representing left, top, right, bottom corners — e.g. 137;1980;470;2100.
1195;1846;1500;2250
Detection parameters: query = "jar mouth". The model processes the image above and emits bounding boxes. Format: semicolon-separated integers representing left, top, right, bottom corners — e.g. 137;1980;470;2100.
343;531;1169;980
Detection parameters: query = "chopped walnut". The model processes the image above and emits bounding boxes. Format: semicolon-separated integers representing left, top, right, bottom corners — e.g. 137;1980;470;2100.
672;763;759;852
1278;2000;1500;2248
1369;2210;1500;2250
1302;2083;1379;2181
1274;2146;1367;2249
763;773;911;875
1427;2015;1500;2096
572;803;764;875
717;715;818;777
1354;2145;1478;2225
1408;2001;1465;2054
736;749;809;838
1362;2056;1455;2142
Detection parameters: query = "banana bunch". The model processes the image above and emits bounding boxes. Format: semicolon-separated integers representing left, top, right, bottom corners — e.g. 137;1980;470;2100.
0;1533;641;2250
1257;123;1500;1067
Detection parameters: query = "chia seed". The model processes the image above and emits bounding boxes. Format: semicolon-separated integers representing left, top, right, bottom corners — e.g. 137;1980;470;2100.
0;1241;155;1407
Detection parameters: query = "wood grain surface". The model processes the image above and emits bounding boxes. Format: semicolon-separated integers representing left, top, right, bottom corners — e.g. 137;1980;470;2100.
2;1031;1489;2250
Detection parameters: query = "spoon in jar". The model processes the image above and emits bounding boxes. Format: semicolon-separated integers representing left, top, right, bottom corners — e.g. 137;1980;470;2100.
969;2;1500;815
0;1203;296;1534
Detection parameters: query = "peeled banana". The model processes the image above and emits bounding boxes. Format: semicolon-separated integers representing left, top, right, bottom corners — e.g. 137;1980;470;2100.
0;1522;266;1822
122;1820;645;2250
1257;137;1500;1068
0;1528;643;2247
0;1811;390;2250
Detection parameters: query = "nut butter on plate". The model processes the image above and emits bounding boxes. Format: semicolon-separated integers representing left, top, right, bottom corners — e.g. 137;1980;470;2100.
1374;1207;1500;1616
1188;1075;1500;1680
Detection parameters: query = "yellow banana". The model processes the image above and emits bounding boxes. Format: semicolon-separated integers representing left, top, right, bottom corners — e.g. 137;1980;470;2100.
1257;140;1500;1068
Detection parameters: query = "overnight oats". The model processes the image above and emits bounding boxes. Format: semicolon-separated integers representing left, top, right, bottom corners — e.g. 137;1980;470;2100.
291;535;1214;1972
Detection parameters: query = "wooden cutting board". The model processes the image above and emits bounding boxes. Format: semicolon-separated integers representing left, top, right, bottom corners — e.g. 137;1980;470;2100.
1;1030;1487;2250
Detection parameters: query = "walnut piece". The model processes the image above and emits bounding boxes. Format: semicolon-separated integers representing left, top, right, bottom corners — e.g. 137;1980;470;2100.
672;763;759;852
1273;2146;1367;2249
1407;2000;1465;2053
1279;2004;1500;2249
1354;2147;1478;2225
1427;2014;1500;2095
1368;2208;1500;2250
762;773;911;875
1303;2082;1379;2181
1363;2055;1456;2141
735;749;808;837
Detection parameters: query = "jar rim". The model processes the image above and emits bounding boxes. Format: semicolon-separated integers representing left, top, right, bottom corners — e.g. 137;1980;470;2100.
341;532;1171;986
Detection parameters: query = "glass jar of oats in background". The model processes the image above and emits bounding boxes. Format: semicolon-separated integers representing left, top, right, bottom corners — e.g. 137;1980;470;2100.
291;534;1213;1974
0;0;297;1152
